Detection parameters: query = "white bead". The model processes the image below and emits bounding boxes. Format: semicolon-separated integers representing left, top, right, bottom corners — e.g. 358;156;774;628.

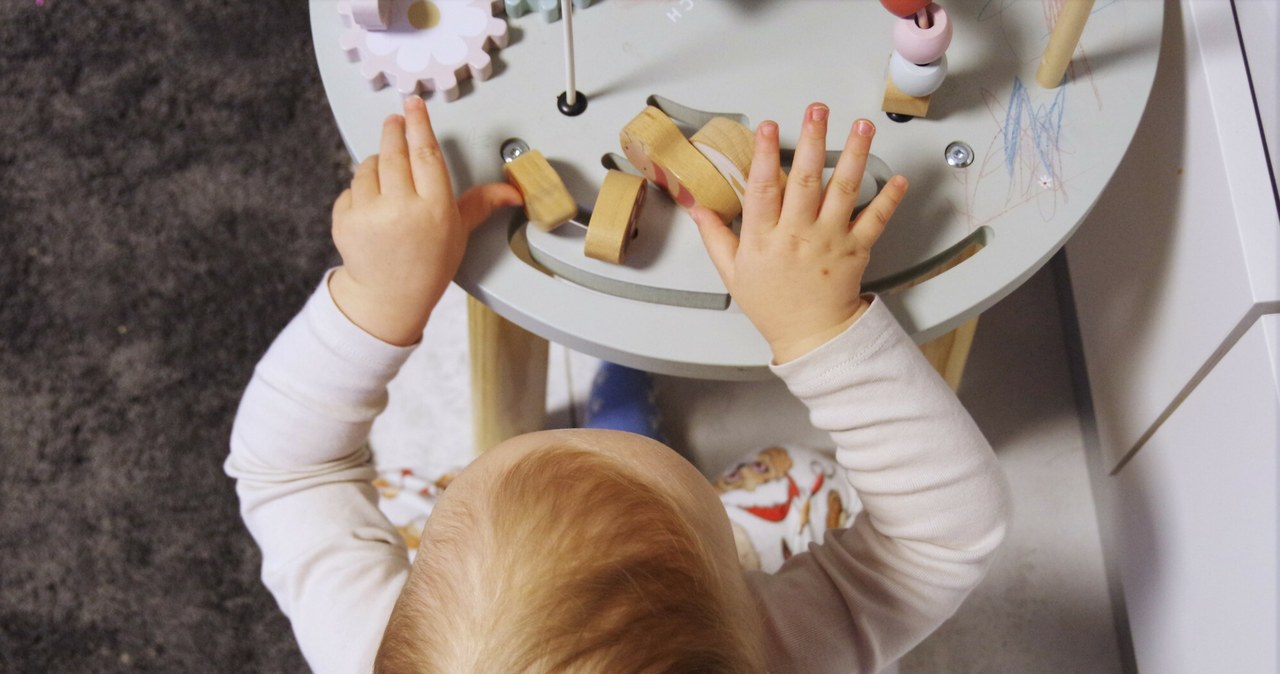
889;51;948;97
892;3;952;65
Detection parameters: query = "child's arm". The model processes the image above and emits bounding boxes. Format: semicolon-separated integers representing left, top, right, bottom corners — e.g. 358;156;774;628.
692;105;1012;674
225;96;520;673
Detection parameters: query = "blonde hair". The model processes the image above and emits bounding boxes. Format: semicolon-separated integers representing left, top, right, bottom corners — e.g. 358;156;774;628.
375;446;765;673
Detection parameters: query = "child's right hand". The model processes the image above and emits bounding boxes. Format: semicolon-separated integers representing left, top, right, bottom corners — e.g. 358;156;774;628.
691;104;908;364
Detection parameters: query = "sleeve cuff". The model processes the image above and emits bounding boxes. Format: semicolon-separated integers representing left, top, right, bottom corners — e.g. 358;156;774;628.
769;296;904;399
305;269;418;379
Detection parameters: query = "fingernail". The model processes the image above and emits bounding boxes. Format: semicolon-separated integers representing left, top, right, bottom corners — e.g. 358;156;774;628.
811;105;828;122
759;121;778;138
855;119;874;136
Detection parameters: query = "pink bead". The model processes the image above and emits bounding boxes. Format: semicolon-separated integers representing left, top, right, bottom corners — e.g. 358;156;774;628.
879;0;931;18
893;3;952;65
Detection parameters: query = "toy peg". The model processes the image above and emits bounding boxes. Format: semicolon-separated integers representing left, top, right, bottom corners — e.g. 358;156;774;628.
1037;0;1096;88
882;2;950;121
619;106;741;223
349;0;391;29
585;170;647;264
503;149;578;231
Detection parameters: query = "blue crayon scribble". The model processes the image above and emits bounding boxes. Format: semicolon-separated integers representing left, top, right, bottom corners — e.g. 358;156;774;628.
1002;76;1067;183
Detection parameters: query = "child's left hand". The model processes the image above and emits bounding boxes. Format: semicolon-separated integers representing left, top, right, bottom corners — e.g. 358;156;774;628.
329;96;522;346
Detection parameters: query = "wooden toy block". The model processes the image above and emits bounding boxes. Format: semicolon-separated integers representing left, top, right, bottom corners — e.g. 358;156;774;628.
690;117;754;203
1037;0;1096;88
690;117;788;204
619;106;742;223
504;149;578;231
882;76;931;118
585;170;647;264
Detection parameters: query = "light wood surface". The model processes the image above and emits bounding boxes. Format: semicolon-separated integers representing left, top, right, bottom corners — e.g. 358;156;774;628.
1037;0;1096;88
881;76;931;118
690;116;755;201
468;295;550;452
504;149;578;231
585;169;647;264
620;106;742;223
901;242;984;390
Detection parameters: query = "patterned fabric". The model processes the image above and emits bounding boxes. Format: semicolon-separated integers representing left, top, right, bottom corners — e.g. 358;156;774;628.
714;446;862;573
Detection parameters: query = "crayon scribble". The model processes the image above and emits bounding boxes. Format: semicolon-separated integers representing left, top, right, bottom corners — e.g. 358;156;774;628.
1002;76;1066;184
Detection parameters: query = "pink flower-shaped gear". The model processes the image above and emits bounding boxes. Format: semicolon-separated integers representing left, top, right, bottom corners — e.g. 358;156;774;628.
337;0;510;101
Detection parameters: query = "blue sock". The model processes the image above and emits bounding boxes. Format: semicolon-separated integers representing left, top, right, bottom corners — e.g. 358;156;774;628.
582;362;666;443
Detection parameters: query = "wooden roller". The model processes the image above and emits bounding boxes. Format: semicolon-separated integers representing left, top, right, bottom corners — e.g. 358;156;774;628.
503;149;577;231
690;116;787;206
619;106;741;223
690;117;755;200
585;170;647;264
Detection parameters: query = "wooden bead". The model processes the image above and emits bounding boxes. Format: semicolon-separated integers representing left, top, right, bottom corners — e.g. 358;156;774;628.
619;106;742;223
893;3;952;65
503;149;577;232
889;51;948;97
879;0;931;18
585;170;647;264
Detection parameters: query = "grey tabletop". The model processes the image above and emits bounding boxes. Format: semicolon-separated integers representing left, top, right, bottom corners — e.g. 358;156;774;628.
310;0;1163;379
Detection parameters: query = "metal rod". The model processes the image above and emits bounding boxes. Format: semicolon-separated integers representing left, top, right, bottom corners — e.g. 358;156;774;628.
562;0;576;106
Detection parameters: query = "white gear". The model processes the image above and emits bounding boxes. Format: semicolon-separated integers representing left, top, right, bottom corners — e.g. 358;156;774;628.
337;0;509;100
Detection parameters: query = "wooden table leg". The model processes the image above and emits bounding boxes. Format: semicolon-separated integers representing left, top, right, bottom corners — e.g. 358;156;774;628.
919;316;979;391
467;296;550;453
900;242;984;391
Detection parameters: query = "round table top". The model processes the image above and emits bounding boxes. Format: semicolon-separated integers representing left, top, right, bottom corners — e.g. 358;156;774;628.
310;0;1163;379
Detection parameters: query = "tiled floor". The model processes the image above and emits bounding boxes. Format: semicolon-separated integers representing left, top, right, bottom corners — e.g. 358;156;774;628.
370;261;1124;673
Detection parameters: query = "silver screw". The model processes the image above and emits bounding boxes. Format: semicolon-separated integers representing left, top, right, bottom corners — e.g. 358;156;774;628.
500;138;530;163
945;141;974;168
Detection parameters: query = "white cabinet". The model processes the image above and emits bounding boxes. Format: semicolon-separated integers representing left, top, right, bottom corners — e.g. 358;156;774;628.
1112;315;1279;672
1066;0;1280;669
1066;0;1279;472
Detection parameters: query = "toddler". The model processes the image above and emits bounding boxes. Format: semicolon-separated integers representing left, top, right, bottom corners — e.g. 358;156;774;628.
227;96;1011;673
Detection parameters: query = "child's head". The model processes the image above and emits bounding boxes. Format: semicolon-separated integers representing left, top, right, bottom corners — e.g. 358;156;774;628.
374;429;765;673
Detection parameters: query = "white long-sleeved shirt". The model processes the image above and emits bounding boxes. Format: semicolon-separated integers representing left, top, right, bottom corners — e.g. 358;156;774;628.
226;274;1011;673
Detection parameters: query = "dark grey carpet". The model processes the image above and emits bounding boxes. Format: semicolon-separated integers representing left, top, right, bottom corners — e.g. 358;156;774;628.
2;1;351;670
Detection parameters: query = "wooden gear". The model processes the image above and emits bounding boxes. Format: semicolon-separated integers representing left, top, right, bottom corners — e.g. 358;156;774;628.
504;149;578;231
585;170;647;264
